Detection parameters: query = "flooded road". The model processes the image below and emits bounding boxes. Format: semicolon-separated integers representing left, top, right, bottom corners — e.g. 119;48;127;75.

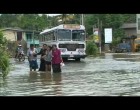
1;53;140;96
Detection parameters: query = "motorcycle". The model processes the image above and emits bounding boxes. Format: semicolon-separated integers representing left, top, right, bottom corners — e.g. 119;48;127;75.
17;51;25;62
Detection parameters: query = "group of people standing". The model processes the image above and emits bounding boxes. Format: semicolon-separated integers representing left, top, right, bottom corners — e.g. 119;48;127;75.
27;44;63;73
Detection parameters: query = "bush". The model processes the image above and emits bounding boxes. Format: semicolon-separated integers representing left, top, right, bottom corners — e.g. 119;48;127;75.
0;32;10;78
86;41;98;56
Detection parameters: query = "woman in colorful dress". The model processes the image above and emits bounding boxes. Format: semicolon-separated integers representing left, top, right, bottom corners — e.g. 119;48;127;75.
51;44;63;73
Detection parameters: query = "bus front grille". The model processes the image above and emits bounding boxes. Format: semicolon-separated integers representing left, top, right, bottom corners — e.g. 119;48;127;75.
59;44;84;51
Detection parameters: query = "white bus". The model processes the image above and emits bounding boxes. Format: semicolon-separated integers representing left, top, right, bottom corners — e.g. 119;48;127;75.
40;24;87;61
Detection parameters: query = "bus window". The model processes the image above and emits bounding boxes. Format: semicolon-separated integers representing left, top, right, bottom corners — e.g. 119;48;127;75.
57;29;71;41
72;30;85;41
53;35;55;40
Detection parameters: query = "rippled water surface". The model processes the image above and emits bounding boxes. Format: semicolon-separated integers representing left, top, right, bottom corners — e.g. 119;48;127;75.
1;53;140;96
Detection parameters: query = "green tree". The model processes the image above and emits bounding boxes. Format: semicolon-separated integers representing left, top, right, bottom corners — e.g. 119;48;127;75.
84;14;136;47
58;14;80;24
86;41;98;56
123;14;136;23
0;32;10;78
0;14;20;28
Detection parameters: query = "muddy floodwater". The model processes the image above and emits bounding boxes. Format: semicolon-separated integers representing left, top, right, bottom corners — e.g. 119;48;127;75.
1;53;140;96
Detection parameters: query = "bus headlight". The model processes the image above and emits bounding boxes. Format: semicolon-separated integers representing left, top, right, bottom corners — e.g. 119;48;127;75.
60;49;66;53
78;49;84;53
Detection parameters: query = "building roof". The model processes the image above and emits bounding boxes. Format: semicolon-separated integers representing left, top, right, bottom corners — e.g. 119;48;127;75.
0;27;24;31
120;23;136;29
0;27;40;33
40;24;85;34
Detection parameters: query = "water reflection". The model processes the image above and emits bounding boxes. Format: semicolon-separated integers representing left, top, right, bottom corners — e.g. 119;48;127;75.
28;71;62;95
51;73;62;96
28;72;62;83
7;53;140;96
0;77;7;87
112;53;140;62
40;72;52;85
52;73;62;84
28;72;38;82
39;72;62;95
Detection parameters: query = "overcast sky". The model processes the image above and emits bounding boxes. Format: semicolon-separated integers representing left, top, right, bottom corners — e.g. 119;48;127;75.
47;14;61;16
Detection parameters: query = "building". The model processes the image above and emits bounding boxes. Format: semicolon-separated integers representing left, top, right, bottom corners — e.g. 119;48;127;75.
0;28;40;54
0;28;24;42
136;14;140;38
120;23;136;37
120;23;137;52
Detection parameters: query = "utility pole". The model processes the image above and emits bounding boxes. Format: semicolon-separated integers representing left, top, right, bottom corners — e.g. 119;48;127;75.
93;25;95;35
98;18;101;54
100;20;102;52
80;14;81;25
82;14;84;25
33;30;35;47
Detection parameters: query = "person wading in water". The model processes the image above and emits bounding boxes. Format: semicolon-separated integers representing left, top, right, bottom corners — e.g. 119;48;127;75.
27;44;38;71
44;46;52;72
51;44;63;73
38;44;47;71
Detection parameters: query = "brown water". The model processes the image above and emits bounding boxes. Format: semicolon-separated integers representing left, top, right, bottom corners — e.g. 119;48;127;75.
1;53;140;96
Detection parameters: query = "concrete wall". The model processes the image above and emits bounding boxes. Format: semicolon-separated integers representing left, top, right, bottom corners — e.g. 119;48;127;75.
2;30;26;41
3;30;16;41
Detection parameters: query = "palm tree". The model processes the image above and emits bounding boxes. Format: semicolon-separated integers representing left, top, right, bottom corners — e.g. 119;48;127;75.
56;14;80;24
61;14;76;24
62;14;67;24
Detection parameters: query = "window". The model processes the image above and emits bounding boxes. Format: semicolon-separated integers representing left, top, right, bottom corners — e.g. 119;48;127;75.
45;31;56;41
17;32;22;41
138;18;140;30
57;29;71;41
43;36;45;42
72;30;85;41
26;33;32;41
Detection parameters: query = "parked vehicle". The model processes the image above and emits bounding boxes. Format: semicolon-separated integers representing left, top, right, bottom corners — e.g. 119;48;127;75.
17;51;25;61
114;43;131;53
134;38;140;52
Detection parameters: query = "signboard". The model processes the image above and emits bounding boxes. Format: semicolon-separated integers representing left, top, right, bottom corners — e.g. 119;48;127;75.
104;28;112;43
64;24;80;29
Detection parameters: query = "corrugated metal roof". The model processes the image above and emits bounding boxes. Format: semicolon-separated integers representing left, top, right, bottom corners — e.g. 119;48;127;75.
0;27;24;31
121;23;136;28
0;28;40;33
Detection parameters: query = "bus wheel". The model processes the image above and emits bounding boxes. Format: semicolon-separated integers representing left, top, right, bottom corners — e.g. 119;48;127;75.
75;58;80;61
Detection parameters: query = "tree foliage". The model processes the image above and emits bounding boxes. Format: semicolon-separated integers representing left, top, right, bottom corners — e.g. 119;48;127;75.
86;41;98;56
0;14;50;31
84;14;136;36
0;14;136;50
0;32;10;78
84;14;136;47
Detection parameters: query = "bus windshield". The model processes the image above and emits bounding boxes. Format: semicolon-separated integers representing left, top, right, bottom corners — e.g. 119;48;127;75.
57;29;71;41
72;30;85;41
